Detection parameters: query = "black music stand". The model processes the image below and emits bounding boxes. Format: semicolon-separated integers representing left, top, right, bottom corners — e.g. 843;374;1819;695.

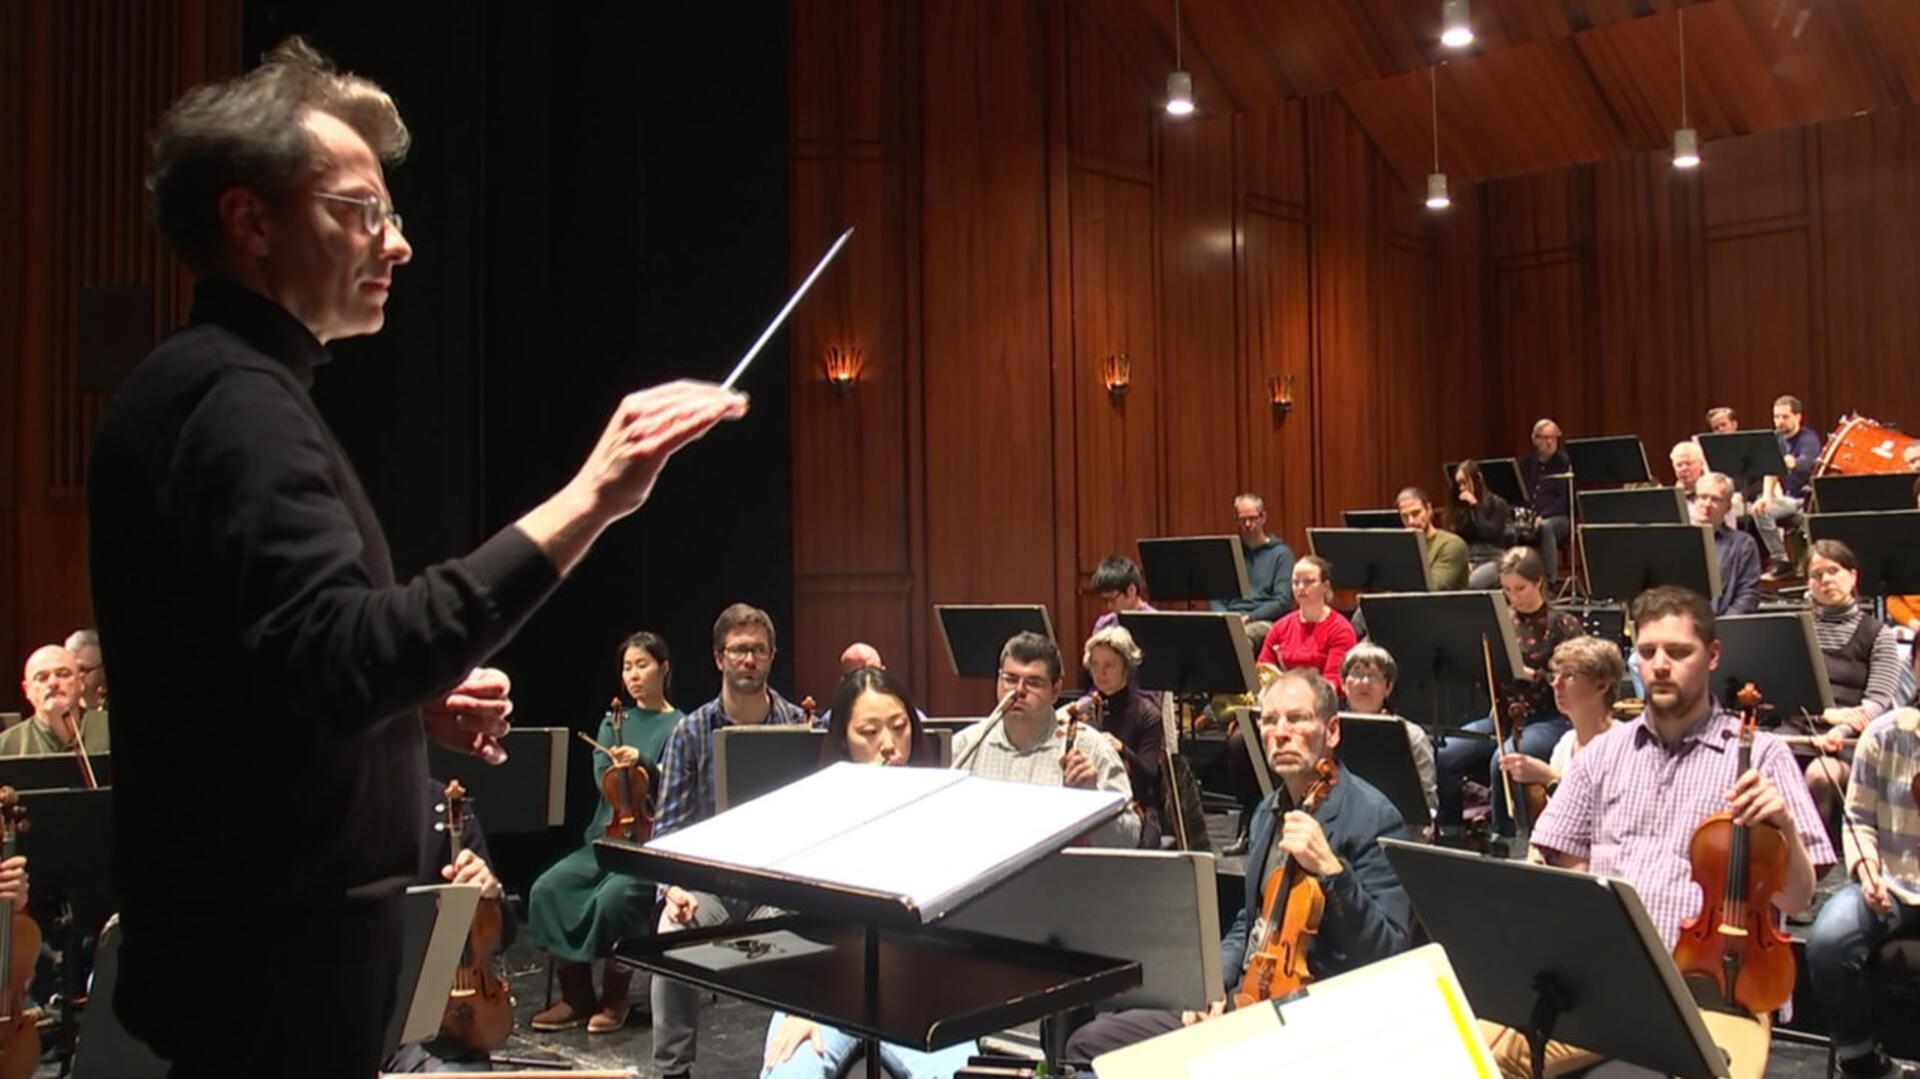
18;788;115;1070
934;604;1055;679
1808;510;1920;597
1117;611;1258;700
1565;435;1652;487
1699;430;1788;486
1307;528;1431;593
1382;841;1733;1079
1135;536;1250;603
1335;714;1431;833
0;753;111;791
1444;457;1527;506
1342;508;1405;530
1579;524;1720;604
1711;612;1835;722
1354;592;1523;737
1812;474;1918;514
1577;486;1689;526
425;727;568;834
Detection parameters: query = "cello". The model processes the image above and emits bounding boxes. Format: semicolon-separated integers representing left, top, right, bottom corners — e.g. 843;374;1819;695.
1232;759;1339;1008
1671;684;1796;1016
436;779;515;1051
0;789;37;1079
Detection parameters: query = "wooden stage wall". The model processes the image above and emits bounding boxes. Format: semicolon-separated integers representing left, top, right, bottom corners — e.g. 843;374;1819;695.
788;0;1920;714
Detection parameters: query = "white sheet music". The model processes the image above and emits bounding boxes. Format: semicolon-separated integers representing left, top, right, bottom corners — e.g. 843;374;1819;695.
643;763;1124;919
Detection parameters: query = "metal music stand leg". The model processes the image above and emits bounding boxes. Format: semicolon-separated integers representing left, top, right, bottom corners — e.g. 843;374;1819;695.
864;926;882;1079
1524;974;1570;1079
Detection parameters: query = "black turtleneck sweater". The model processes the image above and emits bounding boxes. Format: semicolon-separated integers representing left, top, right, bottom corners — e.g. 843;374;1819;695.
89;279;560;922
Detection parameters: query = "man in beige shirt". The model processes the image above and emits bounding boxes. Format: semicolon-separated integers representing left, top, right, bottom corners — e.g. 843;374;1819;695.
6;644;111;757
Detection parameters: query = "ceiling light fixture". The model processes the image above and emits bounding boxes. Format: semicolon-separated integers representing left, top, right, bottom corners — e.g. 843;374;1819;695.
1441;0;1474;48
1167;0;1195;117
1426;66;1451;210
1672;8;1701;169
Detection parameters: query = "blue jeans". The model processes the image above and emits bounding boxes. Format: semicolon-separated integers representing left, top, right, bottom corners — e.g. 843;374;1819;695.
1805;883;1920;1053
1435;714;1569;835
761;1011;978;1079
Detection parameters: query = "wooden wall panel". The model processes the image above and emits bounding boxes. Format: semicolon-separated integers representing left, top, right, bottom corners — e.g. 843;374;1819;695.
1817;110;1920;419
1703;231;1815;422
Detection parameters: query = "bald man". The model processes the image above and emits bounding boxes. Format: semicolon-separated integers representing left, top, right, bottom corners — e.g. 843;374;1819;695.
839;642;884;674
5;645;111;757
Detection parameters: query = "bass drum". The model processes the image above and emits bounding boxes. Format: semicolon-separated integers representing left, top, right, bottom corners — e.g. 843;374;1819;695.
1815;414;1919;476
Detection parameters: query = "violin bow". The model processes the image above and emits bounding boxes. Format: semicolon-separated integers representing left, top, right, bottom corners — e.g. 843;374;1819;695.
1481;634;1519;822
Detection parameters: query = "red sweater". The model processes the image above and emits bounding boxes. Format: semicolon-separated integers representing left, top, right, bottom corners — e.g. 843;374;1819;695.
1257;610;1357;683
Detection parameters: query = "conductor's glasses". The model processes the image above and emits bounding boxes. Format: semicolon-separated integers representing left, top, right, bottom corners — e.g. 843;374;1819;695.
313;190;405;237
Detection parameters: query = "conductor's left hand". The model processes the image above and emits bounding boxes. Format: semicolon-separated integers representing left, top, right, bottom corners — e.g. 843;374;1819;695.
426;667;514;764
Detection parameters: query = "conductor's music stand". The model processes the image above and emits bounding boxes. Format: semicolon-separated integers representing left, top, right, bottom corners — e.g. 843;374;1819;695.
934;604;1055;679
1710;612;1835;723
1307;528;1432;593
1565;435;1653;487
1807;510;1920;598
1135;536;1250;604
1578;523;1721;604
1382;840;1734;1079
1577;486;1689;526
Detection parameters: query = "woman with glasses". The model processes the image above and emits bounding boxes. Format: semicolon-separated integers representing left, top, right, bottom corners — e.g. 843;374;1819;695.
1065;626;1166;846
1339;642;1437;820
1498;636;1624;805
1256;555;1356;683
1800;539;1906;831
525;632;682;1034
761;668;978;1079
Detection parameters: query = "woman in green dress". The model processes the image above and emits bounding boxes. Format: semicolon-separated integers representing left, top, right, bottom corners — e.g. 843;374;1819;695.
527;631;682;1033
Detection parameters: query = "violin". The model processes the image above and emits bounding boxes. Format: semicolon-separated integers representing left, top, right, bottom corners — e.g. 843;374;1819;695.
1671;684;1796;1017
802;695;818;726
1233;759;1339;1008
436;779;514;1051
599;698;652;843
0;789;38;1079
1481;636;1540;834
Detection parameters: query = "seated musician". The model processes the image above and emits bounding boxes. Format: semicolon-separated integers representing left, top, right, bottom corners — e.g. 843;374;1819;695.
1396;486;1468;590
1256;555;1356;681
1090;554;1155;635
526;631;682;1034
1209;493;1296;632
652;604;810;1079
1062;669;1412;1067
1694;472;1762;615
64;628;107;716
1435;548;1583;837
1754;394;1823;577
1065;626;1165;845
1339;642;1438;820
4;645;110;757
953;632;1139;849
760;668;978;1079
1800;540;1905;837
1497;635;1624;801
1522;587;1831;1063
386;778;518;1072
1706;406;1739;435
1449;460;1514;590
1807;707;1920;1079
1520;418;1572;584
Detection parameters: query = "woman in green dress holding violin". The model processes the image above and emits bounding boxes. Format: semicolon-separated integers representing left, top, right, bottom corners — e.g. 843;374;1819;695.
527;631;682;1033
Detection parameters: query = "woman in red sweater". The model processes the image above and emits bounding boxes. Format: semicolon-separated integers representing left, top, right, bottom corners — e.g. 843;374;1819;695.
1257;555;1356;682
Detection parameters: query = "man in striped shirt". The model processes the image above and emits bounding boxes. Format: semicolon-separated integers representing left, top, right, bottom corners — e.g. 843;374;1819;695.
1806;708;1920;1079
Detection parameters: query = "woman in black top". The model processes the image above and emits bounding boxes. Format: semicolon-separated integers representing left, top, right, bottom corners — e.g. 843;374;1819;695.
1068;625;1166;847
1451;460;1514;589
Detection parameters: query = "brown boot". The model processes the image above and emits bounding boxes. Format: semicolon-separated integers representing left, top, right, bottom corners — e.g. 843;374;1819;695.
529;957;595;1031
587;965;632;1034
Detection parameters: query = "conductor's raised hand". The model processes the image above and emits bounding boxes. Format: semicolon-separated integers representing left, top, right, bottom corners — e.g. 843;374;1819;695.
576;381;748;519
425;667;514;765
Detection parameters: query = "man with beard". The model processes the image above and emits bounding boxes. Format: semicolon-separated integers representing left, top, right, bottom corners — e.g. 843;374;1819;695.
1063;668;1411;1067
5;645;111;756
1520;586;1832;1069
650;602;808;1079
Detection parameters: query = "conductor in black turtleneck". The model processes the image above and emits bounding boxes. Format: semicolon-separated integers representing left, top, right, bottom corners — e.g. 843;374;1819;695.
88;39;745;1078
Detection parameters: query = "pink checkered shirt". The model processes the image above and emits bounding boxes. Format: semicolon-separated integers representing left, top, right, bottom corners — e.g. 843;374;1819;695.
1533;705;1836;950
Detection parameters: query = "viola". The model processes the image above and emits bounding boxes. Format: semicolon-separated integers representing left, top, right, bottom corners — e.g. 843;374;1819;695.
436;779;514;1051
599;698;653;843
0;789;38;1079
1671;684;1796;1017
1233;759;1339;1008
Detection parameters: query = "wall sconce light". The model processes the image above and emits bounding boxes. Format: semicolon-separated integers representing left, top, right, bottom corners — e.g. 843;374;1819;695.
1268;373;1295;420
1100;352;1131;401
823;346;864;391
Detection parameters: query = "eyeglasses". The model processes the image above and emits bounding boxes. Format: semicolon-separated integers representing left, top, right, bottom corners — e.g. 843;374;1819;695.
722;644;771;660
313;190;405;236
1344;671;1384;684
996;671;1055;694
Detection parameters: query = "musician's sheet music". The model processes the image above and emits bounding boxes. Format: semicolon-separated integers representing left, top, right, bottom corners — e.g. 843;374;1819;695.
642;762;1125;920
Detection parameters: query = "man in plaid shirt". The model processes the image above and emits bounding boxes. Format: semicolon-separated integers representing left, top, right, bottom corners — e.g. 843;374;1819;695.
648;602;808;1079
1806;707;1920;1079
